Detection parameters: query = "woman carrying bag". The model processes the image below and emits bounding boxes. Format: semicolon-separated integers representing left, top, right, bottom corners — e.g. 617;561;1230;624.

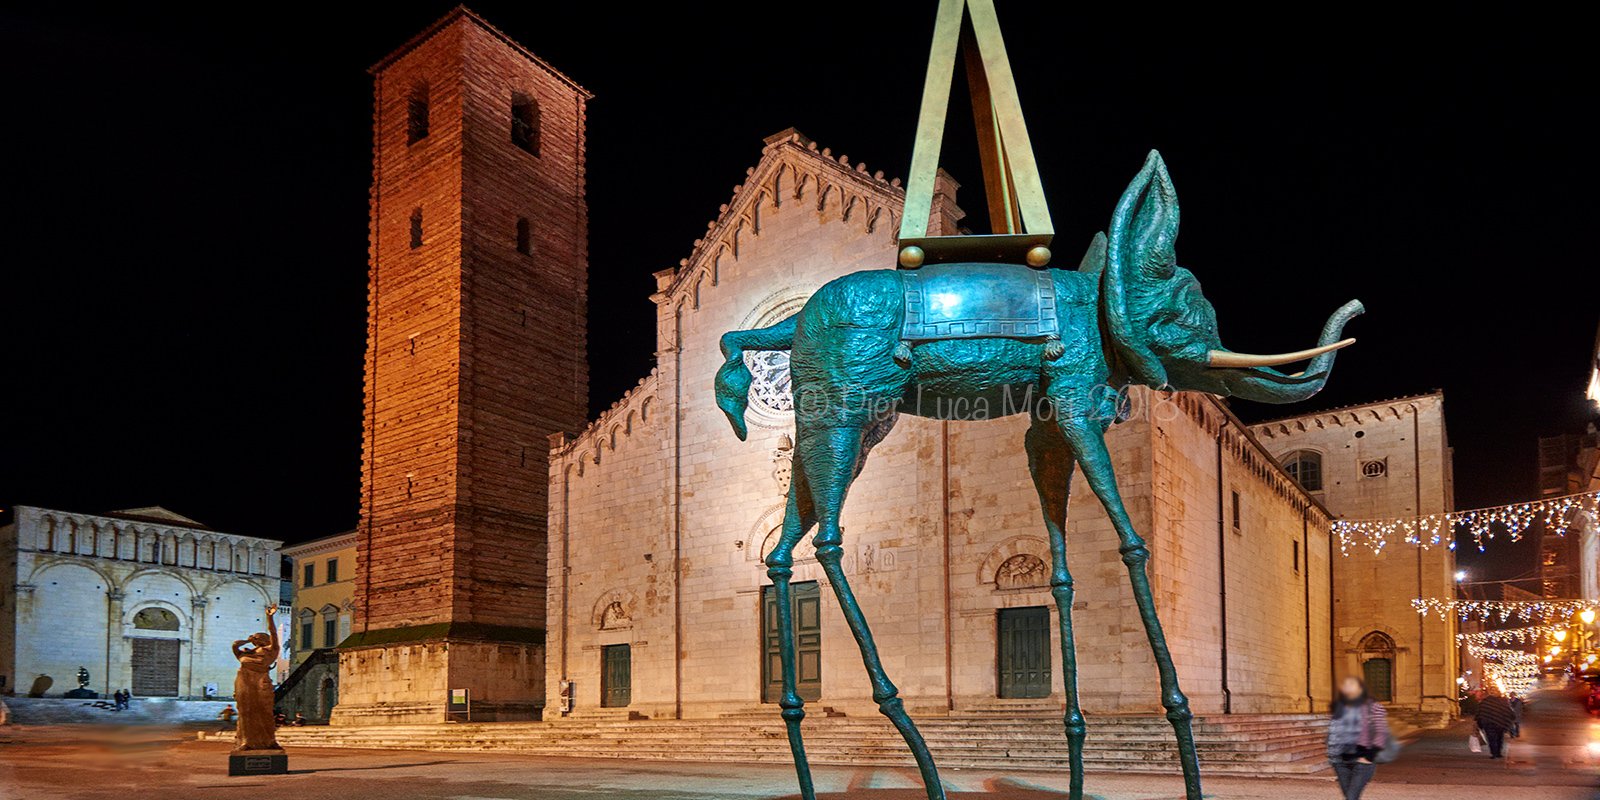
1326;676;1398;799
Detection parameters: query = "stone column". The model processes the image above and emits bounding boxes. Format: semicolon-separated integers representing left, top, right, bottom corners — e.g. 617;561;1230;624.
188;596;208;699
1579;511;1599;602
105;589;124;697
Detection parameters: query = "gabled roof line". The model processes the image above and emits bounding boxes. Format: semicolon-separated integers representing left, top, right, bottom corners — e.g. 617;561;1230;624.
655;129;909;303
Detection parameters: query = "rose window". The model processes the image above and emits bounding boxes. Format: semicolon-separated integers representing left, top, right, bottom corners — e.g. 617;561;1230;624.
745;350;794;414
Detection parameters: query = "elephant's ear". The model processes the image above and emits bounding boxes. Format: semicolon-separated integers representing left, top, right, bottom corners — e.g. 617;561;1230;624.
1102;150;1180;387
1077;231;1108;274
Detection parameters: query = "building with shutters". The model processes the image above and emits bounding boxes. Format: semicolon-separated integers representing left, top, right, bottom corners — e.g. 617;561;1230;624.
0;505;282;699
275;530;356;722
283;531;357;667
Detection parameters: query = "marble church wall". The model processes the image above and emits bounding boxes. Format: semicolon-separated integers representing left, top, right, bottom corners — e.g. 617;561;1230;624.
547;132;1337;720
1;506;281;699
1252;394;1459;712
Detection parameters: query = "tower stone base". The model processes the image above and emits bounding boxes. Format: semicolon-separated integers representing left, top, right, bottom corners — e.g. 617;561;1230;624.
331;629;544;725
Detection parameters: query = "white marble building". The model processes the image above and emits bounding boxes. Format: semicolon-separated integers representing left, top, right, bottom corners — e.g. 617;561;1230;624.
544;131;1346;721
0;505;282;699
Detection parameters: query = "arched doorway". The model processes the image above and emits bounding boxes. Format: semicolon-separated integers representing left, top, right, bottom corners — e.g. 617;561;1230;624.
318;676;337;720
130;607;181;697
1358;631;1396;702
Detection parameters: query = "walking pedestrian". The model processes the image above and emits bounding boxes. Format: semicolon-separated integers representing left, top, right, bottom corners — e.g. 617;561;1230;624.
1326;675;1390;799
1476;686;1517;758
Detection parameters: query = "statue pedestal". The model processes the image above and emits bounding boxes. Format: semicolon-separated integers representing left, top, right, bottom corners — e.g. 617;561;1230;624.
62;688;98;699
228;749;288;776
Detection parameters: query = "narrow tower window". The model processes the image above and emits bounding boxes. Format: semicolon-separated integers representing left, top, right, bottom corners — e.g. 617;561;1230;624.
511;93;540;155
407;83;430;144
516;217;532;255
409;208;423;249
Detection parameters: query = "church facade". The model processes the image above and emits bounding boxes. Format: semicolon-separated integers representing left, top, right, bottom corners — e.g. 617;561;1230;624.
544;131;1343;720
1250;393;1460;714
0;505;282;699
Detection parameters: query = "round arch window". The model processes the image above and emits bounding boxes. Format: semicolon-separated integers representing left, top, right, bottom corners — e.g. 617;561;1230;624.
737;291;811;432
1281;449;1324;492
132;607;179;631
746;350;794;415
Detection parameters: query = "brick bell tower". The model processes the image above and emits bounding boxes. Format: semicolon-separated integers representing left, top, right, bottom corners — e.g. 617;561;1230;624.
334;8;589;724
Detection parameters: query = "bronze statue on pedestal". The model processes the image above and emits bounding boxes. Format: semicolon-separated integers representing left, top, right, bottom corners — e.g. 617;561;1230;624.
228;605;287;775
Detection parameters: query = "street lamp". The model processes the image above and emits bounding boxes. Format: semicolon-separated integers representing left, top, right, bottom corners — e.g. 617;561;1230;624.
1556;629;1569;642
1583;608;1597;626
1455;570;1468;583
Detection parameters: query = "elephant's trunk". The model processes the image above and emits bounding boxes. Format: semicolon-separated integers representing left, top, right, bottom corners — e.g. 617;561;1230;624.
1221;300;1364;404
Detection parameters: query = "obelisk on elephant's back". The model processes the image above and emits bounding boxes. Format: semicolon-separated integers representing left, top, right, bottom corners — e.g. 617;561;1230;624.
228;605;287;776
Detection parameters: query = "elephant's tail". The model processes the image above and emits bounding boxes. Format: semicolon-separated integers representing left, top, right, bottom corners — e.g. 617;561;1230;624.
715;314;797;441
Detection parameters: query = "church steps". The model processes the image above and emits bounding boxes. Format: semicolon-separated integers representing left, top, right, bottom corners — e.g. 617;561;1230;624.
254;733;1325;753
202;713;1331;775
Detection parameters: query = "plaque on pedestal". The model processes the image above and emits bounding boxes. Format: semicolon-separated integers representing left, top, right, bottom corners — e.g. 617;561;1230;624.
228;749;288;776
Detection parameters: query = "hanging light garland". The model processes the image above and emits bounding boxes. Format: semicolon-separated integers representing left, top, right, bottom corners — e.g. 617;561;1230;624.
1332;489;1599;555
1456;625;1567;647
1414;597;1598;623
1479;652;1540;697
1465;644;1540;663
1469;645;1541;697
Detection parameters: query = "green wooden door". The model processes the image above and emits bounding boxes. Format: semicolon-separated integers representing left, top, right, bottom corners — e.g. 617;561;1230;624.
763;581;822;703
601;644;631;708
1363;657;1393;702
998;606;1051;699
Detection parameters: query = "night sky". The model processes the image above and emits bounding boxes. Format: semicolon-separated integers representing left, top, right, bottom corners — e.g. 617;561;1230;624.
3;5;1595;581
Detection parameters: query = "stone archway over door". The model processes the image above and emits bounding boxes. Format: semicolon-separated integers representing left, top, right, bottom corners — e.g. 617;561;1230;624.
131;638;180;696
319;676;337;719
1357;631;1397;702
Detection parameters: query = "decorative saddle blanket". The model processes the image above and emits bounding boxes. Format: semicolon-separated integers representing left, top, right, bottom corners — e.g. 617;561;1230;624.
900;262;1058;341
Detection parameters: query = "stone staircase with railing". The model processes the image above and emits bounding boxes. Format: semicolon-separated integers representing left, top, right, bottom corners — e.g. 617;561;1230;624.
198;712;1332;775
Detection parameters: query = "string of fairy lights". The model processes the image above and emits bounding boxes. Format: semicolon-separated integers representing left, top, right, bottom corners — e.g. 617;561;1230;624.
1465;644;1542;663
1413;598;1598;623
1470;645;1542;696
1331;489;1599;555
1456;624;1567;647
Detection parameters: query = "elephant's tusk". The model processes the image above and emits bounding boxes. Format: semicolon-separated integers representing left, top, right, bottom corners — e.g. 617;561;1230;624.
1207;338;1355;369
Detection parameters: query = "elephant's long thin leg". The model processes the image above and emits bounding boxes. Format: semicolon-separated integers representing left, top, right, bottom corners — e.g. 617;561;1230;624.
1024;415;1086;800
803;424;946;800
1058;407;1202;800
765;465;818;800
